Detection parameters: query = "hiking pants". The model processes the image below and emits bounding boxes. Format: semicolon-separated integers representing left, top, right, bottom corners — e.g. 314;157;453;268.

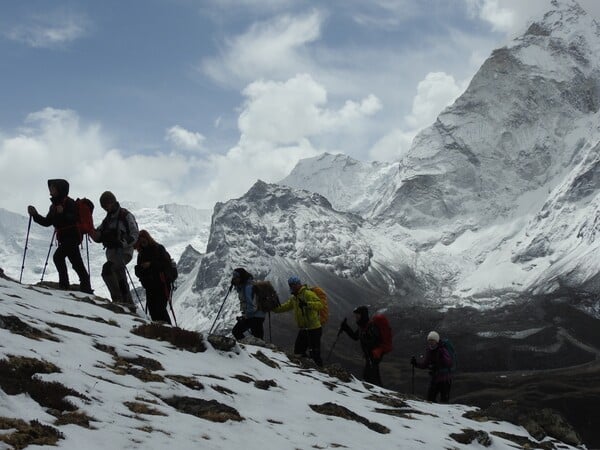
294;327;323;367
363;359;383;387
102;248;133;304
427;379;451;403
232;317;265;340
145;285;171;324
53;239;91;293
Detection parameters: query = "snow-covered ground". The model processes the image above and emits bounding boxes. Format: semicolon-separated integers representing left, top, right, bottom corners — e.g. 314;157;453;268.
0;273;582;449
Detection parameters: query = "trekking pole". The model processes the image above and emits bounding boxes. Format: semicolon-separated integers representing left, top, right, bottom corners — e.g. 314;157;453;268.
168;283;178;327
124;264;146;315
326;324;345;362
19;216;33;283
40;230;56;282
412;365;415;395
209;284;233;335
268;312;272;343
85;235;91;276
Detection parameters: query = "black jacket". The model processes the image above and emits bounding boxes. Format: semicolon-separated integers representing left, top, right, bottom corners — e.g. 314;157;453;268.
32;179;81;243
135;244;170;290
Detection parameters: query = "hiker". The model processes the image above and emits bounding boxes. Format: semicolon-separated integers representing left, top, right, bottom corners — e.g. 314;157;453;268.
340;306;391;387
89;191;138;306
230;267;265;340
272;275;324;366
411;331;453;403
133;230;172;324
27;179;92;294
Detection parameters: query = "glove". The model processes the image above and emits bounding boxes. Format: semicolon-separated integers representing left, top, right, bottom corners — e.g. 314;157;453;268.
410;356;417;366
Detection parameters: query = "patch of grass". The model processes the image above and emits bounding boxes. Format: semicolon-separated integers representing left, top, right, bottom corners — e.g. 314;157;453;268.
0;315;59;341
167;375;204;391
0;356;85;412
0;417;64;449
124;401;167;416
56;311;120;327
231;374;254;383
211;384;235;395
365;394;408;408
54;411;96;429
161;396;243;423
93;342;118;357
131;323;206;353
491;431;554;449
310;402;390;434
45;322;92;336
252;351;279;369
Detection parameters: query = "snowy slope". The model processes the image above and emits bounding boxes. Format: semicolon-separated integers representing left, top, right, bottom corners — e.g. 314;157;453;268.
0;273;582;449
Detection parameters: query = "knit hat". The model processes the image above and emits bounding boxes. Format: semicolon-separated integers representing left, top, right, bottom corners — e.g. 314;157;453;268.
287;275;301;286
427;331;440;342
99;191;117;208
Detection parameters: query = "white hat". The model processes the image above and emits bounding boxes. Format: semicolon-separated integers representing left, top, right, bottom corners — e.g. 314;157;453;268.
427;331;440;342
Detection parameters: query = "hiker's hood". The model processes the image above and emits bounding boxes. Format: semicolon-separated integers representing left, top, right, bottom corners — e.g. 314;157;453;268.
47;179;70;198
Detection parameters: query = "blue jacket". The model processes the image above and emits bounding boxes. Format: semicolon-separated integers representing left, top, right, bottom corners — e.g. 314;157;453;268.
236;279;265;319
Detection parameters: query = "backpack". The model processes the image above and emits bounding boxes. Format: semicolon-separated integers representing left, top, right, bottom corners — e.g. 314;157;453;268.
75;198;95;236
253;280;280;312
371;314;393;354
308;286;328;325
162;248;178;283
440;338;456;371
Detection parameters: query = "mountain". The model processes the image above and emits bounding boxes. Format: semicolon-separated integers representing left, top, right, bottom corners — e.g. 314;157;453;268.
0;273;584;449
229;0;600;307
279;152;398;216
180;180;393;333
0;204;211;300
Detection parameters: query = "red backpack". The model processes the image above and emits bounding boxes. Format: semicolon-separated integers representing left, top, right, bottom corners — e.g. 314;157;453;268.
371;314;393;354
75;198;95;237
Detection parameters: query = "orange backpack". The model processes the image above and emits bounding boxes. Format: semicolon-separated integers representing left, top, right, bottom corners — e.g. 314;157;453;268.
309;286;329;325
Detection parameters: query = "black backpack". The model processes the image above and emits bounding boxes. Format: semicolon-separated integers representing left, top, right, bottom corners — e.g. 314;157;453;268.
160;246;178;283
252;280;280;312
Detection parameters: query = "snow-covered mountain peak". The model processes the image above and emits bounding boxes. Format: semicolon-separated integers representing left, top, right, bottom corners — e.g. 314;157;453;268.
280;153;398;216
204;180;370;282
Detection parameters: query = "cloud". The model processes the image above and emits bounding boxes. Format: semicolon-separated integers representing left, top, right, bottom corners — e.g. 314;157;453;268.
369;71;465;162
5;12;89;48
0;108;196;214
2;75;378;213
201;10;324;86
165;125;206;152
406;72;464;128
238;74;381;145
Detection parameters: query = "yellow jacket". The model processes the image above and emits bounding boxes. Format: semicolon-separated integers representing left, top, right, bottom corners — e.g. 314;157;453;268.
273;285;323;329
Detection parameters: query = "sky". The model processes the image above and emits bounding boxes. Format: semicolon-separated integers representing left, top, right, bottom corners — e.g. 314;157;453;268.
1;0;600;214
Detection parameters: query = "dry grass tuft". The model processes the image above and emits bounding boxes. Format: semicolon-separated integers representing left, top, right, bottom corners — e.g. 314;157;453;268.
131;323;206;353
0;417;64;449
0;314;59;341
162;396;243;423
124;401;167;416
0;356;86;412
